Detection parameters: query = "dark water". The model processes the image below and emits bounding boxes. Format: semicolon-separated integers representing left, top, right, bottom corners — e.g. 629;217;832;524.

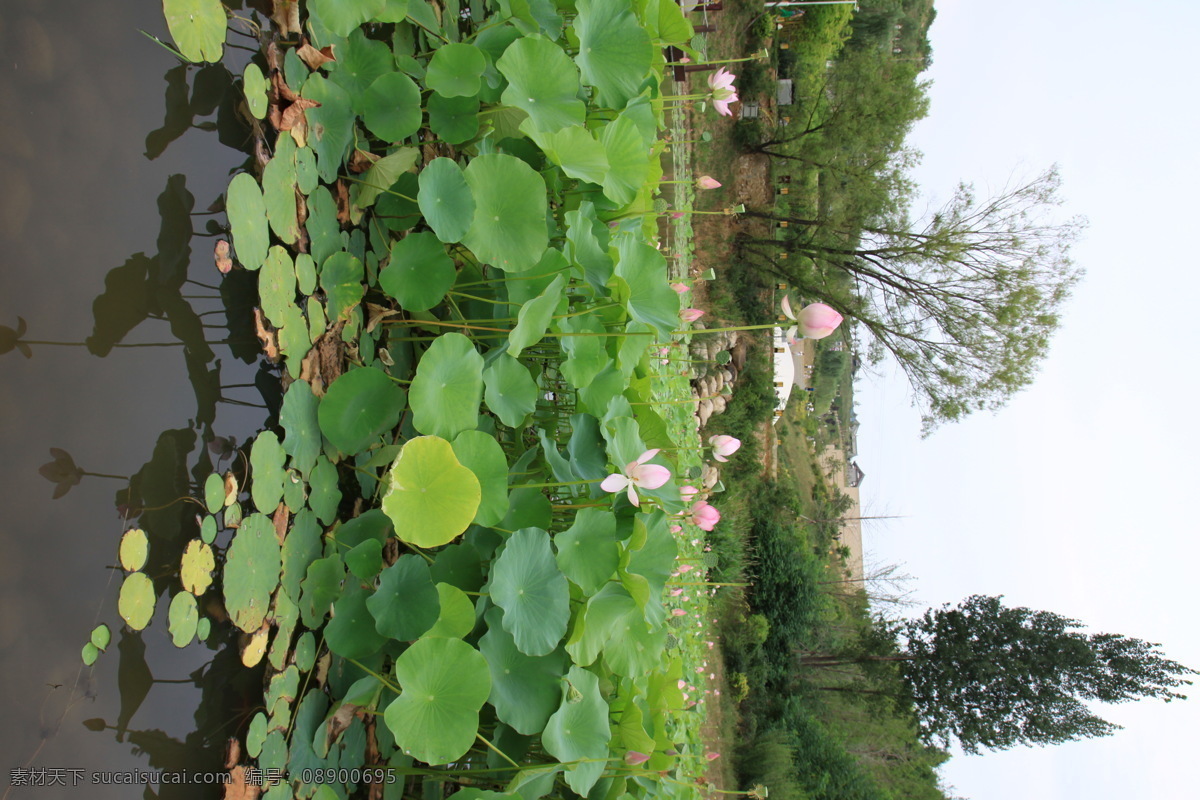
1;2;267;796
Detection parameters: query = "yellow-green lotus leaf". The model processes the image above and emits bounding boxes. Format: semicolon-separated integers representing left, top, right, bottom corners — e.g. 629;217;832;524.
382;436;481;548
181;539;216;596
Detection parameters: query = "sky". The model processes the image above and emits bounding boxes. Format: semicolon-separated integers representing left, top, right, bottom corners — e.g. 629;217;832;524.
853;1;1200;798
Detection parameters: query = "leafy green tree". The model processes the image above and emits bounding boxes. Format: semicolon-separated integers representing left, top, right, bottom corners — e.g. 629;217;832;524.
743;167;1086;434
809;595;1197;753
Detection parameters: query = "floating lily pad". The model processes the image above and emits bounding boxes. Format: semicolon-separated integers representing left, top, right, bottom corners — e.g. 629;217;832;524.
118;572;156;631
280;379;322;478
164;0;226;63
428;93;480;145
241;623;270;667
260;246;298;327
462;155;548;272
497;36;585;132
362;71;422;142
181;539;216;595
318;368;406;455
409;333;484;440
381;436;481;548
367;554;440;641
319;252;365;323
227;173;268;270
379;232;456;311
302;75;354;184
310;0;386;38
417;158;474;243
250;431;286;513
119;528;149;572
308;456;341;525
384;637;491;765
90;624;111;651
263;141;300;245
82;642;100;666
482;354;538;428
224;514;282;633
426;43;486;98
491;528;570;656
168;591;199;647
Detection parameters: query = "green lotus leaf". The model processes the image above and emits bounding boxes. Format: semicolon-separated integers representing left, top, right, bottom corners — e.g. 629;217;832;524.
81;642;99;666
279;379;321;478
326;582;389;659
267;588;299;671
338;508;394;548
319;251;365;323
537;429;575;486
294;632;317;672
418;158;475;243
497;35;585;133
119;527;149;572
572;0;653;109
118;572;156;631
355;147;420;210
428;93;481;145
450;431;510;527
300;554;345;630
381;436;481;548
409;333;484;440
501;486;553;533
564;582;637;667
616;320;655;378
90;624;111;652
430;542;486;594
479;607;567;735
427;43;487;98
163;0;226;63
282;509;322;601
507;274;565;358
522;123;610;186
367;554;441;640
564;201;613;291
577;363;624;416
328;29;394;112
218;505;239;534
380;232;456;312
196;617;211;642
362;71;423;142
247;712;268;758
462;154;548;272
425;583;477;639
168;591;199;647
567;413;608;482
554;508;618;596
310;0;387;39
491;528;569;656
482;354;538;429
384;637;491;765
224;514;282;633
345;538;384;581
541;666;610;795
600;113;650;206
227;172;268;270
203;471;225;515
615;701;656;755
613;235;679;338
181;539;216;595
243;63;268;118
295;147;318;195
306;187;341;268
308;456;341;525
263;138;300;244
558;314;609;389
375;171;422;232
376;0;410;22
260;246;297;327
317;368;405;455
303;75;354;184
250;431;286;513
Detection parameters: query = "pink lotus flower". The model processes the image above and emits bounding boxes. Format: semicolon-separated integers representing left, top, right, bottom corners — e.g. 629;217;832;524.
705;752;721;762
600;449;671;507
689;501;721;531
708;68;738;117
671;608;687;617
681;308;705;322
680;484;701;502
625;751;651;766
671;282;689;294
697;175;722;190
708;435;741;462
781;296;843;340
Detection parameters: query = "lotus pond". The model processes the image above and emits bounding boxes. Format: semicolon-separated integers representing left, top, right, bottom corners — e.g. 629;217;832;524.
81;1;741;798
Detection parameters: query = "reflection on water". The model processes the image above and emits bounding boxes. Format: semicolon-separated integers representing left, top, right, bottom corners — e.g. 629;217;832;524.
0;2;269;797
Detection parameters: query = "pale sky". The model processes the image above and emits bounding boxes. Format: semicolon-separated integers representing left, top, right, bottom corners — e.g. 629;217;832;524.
854;1;1200;798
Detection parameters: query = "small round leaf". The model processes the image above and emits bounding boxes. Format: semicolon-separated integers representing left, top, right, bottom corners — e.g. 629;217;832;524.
381;436;481;549
119;528;149;572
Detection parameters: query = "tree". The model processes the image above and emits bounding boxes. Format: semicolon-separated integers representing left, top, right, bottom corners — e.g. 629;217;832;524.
742;167;1086;434
807;595;1197;753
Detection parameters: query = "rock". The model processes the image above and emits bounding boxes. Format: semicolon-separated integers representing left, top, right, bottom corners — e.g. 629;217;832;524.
697;398;714;427
701;463;721;490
